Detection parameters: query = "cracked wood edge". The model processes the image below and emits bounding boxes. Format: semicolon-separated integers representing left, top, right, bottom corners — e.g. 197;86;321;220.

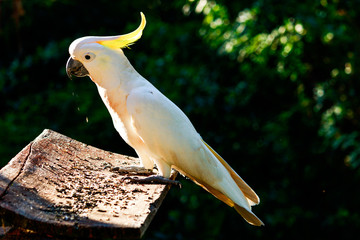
0;142;33;199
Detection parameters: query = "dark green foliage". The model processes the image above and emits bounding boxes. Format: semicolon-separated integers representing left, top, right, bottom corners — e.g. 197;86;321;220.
1;0;359;239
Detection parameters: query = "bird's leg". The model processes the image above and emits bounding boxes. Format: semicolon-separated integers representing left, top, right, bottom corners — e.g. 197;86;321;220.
110;165;154;175
122;175;182;188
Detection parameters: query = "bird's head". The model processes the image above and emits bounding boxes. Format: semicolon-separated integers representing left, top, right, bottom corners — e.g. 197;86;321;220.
66;12;146;82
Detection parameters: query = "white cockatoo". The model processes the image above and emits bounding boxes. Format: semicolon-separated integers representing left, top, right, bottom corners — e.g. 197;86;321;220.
66;13;263;226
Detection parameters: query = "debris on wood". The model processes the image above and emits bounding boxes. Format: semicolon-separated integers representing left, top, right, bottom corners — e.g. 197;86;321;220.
0;129;177;239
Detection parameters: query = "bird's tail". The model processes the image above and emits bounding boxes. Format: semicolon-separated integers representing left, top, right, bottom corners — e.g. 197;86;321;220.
202;140;260;205
175;164;264;226
201;140;264;226
234;204;264;226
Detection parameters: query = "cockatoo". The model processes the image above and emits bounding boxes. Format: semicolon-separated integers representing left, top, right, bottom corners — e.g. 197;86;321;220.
66;12;263;226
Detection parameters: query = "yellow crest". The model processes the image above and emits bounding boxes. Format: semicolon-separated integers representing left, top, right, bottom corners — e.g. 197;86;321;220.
97;12;146;49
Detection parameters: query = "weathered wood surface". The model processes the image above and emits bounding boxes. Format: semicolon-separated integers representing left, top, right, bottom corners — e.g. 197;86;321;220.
0;129;177;239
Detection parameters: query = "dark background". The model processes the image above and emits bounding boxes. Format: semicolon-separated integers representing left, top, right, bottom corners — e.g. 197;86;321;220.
1;0;360;239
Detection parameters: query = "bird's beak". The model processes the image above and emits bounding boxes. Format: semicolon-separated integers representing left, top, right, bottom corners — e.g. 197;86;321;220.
66;57;89;79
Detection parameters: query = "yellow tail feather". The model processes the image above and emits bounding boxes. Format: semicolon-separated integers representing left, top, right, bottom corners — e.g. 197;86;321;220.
234;205;264;226
202;140;260;205
173;166;264;226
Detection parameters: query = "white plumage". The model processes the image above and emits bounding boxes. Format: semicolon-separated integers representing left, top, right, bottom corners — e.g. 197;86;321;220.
66;13;263;226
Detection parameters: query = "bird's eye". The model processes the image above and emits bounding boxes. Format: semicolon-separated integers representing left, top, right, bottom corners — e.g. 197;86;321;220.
83;52;95;62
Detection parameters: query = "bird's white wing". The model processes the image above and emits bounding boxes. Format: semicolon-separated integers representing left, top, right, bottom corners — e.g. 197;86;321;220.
126;85;263;226
126;86;201;168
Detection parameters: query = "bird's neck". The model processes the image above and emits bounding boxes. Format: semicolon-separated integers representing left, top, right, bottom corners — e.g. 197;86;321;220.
91;50;151;125
90;49;146;91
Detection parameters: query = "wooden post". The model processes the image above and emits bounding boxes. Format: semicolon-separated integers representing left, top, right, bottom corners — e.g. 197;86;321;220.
0;129;177;239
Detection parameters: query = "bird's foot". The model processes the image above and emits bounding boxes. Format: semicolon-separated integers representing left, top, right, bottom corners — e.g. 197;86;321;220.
122;176;182;188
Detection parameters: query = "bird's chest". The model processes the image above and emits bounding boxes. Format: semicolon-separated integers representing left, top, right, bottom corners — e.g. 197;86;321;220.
98;88;139;148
